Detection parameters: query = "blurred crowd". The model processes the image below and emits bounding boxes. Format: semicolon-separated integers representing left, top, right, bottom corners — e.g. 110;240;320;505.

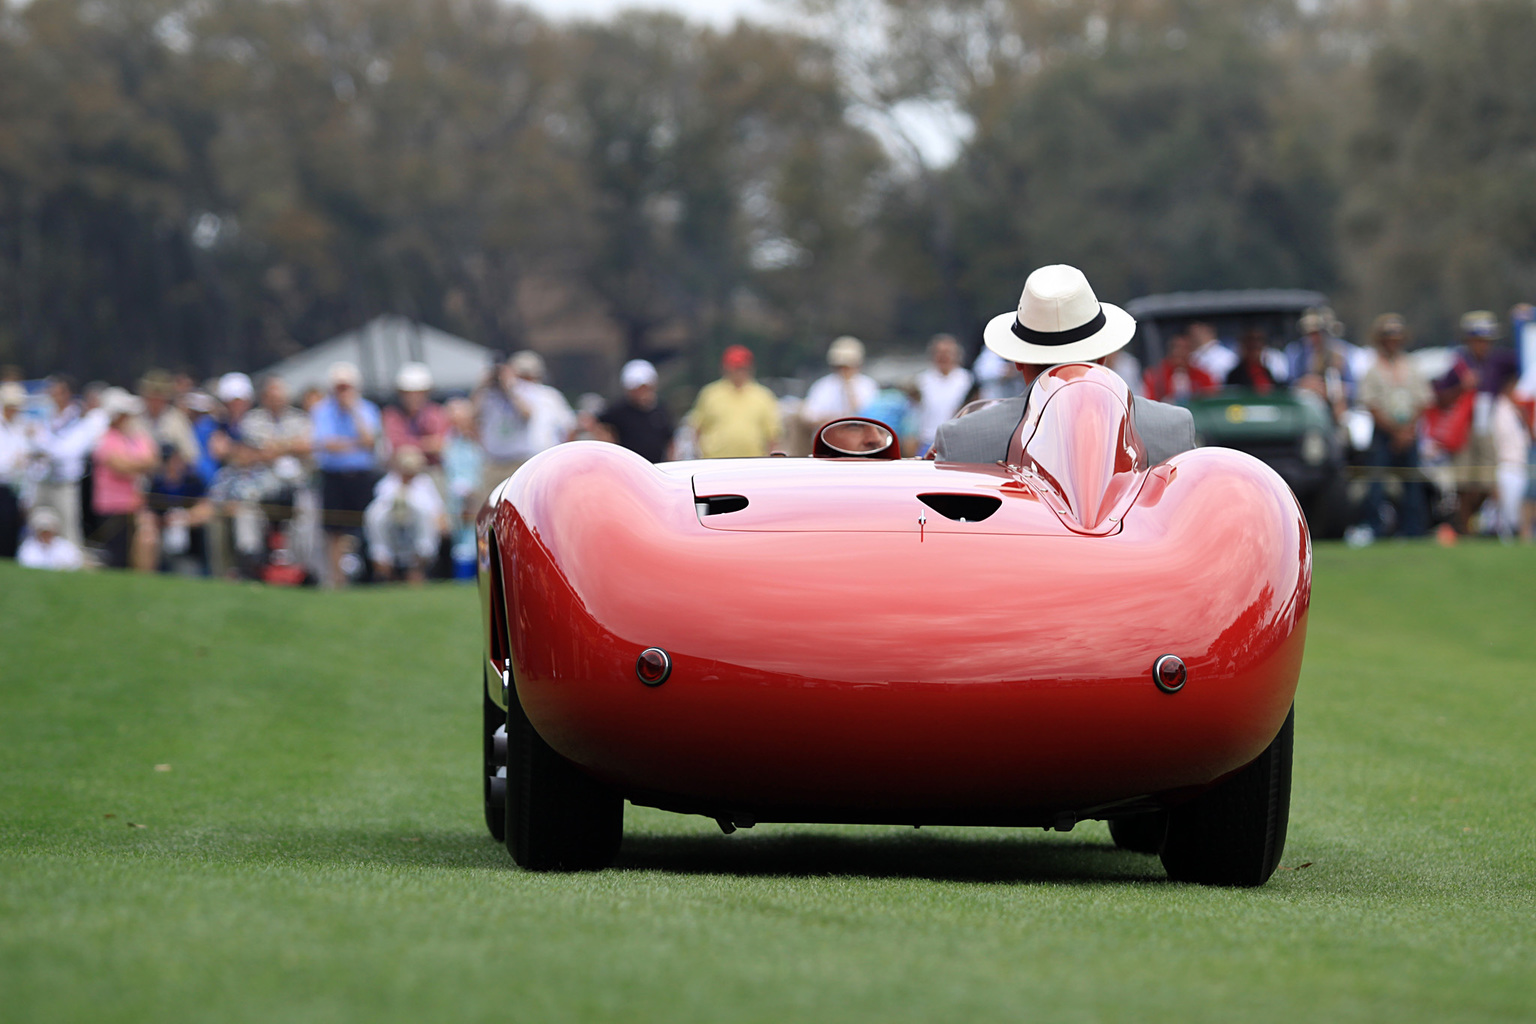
4;302;1534;582
0;350;676;585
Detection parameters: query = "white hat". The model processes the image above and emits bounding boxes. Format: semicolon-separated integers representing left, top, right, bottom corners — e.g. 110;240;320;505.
621;359;658;390
328;361;362;388
393;445;426;474
827;335;865;368
101;387;144;419
217;372;254;403
396;361;433;392
510;350;546;380
0;382;24;408
28;506;61;535
982;265;1135;365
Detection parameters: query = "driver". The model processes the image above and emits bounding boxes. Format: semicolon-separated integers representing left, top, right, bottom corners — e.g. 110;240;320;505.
932;264;1195;466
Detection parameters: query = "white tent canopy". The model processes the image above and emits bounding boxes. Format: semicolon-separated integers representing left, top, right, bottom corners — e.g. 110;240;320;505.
256;316;496;398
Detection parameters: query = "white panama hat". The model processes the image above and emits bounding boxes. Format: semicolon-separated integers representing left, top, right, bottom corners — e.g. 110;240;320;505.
982;264;1136;366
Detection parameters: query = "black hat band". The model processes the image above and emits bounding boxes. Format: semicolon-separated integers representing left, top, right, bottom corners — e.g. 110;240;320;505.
1011;307;1106;346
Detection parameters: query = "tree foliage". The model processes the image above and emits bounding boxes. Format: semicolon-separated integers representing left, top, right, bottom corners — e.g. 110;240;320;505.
1;0;1534;384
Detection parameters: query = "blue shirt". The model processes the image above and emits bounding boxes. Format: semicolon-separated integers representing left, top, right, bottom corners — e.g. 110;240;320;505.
311;395;382;472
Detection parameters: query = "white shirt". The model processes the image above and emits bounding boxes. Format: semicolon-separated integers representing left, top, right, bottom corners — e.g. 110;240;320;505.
1192;341;1238;383
803;372;878;425
522;382;576;457
1492;395;1531;467
18;534;84;571
41;407;109;483
0;411;29;486
916;366;975;445
369;471;446;519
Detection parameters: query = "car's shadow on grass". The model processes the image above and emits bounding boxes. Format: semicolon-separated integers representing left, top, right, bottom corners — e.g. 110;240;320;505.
185;827;1163;884
615;831;1168;885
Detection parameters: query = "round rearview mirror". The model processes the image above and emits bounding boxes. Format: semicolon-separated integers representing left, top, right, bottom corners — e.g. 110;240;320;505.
814;418;898;459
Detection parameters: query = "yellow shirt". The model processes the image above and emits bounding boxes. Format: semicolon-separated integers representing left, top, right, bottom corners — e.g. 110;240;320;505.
689;378;782;458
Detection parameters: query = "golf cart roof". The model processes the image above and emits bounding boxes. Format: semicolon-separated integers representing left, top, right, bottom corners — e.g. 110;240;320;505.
1125;290;1329;320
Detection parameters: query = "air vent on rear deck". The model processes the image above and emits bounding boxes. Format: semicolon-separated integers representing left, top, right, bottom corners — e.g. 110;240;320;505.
918;493;1002;523
696;494;749;516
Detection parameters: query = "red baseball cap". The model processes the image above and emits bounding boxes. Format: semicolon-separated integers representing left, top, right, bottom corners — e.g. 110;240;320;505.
721;345;754;371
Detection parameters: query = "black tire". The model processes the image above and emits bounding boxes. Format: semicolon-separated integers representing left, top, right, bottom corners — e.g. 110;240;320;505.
1160;706;1293;887
483;680;507;843
505;683;623;871
1107;810;1168;854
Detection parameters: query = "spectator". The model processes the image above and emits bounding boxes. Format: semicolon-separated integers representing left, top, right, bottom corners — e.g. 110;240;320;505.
147;443;214;574
599;359;675;463
0;383;27;558
184;391;222;483
205;372;272;575
1189;321;1238;383
1358;314;1432;537
441;398;485;574
36;380;108;548
1225;328;1280;394
1433;310;1518;533
1143;331;1219;402
688;345;782;458
310;361;382;587
242;374;316;570
1285;310;1355;418
364;446;446;583
382;362;448;466
1491;365;1531;540
803;336;879;432
915;334;975;454
863;379;922;456
474;351;575;494
92;388;159;570
138;369;200;465
17;506;83;571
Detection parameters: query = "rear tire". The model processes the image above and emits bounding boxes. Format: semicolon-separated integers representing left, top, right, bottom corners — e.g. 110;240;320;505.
483;682;507;843
1159;706;1293;887
1107;810;1168;854
505;683;623;871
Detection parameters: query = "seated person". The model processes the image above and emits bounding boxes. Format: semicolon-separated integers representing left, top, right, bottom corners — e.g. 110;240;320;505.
147;444;214;573
364;446;447;583
1225;328;1279;394
18;506;84;571
1143;330;1219;402
933;265;1196;466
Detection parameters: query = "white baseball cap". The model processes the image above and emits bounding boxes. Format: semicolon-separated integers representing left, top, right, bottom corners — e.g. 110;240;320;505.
395;362;433;392
217;372;254;403
328;361;362;388
101;387;145;419
621;359;658;390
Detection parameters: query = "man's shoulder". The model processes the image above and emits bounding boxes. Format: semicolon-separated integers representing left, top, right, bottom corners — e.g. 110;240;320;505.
932;395;1029;463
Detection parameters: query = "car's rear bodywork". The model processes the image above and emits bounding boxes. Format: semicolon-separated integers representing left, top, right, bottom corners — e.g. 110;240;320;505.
478;365;1311;834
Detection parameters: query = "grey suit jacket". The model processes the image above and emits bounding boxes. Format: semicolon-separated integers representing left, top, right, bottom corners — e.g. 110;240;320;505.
931;392;1197;467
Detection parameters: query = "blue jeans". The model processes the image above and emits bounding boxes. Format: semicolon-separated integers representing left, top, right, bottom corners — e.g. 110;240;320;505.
1365;431;1426;537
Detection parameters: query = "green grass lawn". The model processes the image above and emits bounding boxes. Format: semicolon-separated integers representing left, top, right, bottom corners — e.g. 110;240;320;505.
2;545;1534;1023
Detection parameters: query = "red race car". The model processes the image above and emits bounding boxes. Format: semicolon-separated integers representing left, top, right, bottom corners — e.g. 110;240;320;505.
477;363;1310;885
